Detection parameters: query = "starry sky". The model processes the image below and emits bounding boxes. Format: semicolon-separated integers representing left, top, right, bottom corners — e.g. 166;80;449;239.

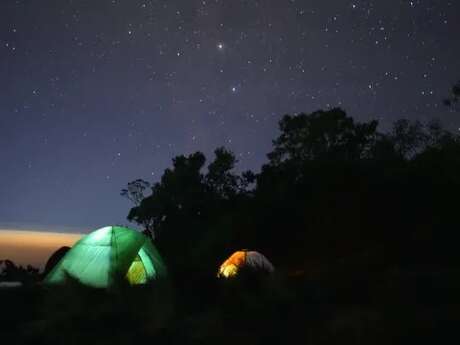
0;0;459;232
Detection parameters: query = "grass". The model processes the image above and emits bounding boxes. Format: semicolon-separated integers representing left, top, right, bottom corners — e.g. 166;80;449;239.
1;265;458;344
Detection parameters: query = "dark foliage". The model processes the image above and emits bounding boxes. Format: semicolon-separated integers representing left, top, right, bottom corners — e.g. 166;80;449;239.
444;80;460;109
2;107;459;344
119;107;459;343
0;259;40;285
125;108;460;279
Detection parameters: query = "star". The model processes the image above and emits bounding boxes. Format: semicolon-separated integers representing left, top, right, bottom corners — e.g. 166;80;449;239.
0;0;458;231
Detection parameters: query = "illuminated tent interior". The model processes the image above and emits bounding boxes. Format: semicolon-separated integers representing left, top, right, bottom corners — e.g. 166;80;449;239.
217;250;274;278
44;226;167;288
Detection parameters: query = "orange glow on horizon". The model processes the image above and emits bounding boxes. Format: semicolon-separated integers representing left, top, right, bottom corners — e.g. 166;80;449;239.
0;229;82;269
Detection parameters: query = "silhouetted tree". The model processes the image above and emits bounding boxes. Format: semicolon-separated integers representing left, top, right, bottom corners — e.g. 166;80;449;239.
121;179;154;237
444;80;460;108
267;108;379;165
389;118;456;159
124;148;257;279
122;106;460;287
127;152;207;241
389;119;427;158
0;260;39;284
121;179;150;206
206;147;240;199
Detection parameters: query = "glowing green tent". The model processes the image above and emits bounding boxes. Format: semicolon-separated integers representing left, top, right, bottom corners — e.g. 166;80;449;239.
44;226;167;288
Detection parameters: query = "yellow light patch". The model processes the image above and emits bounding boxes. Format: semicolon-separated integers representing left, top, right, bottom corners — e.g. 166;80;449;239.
126;255;147;284
219;263;238;277
217;251;246;278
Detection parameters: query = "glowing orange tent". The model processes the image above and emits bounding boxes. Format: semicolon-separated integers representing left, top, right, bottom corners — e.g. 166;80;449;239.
217;250;274;278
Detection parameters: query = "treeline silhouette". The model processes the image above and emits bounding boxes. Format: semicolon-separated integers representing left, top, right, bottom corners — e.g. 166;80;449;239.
0;260;40;284
2;104;460;344
123;107;460;289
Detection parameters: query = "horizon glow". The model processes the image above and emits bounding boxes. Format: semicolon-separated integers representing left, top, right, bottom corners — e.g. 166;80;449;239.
0;229;82;269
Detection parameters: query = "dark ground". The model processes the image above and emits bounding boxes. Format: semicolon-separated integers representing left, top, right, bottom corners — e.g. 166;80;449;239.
1;264;459;345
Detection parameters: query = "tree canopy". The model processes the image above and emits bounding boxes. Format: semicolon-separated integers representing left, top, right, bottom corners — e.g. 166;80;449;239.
123;107;460;278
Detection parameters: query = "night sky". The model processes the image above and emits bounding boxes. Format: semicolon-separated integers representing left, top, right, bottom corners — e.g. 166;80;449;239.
1;0;459;232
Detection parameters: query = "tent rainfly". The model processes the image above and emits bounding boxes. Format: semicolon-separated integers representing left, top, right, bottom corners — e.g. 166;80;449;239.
217;250;274;278
44;226;167;288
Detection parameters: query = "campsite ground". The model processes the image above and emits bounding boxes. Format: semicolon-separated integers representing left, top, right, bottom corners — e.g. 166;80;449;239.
1;265;459;344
